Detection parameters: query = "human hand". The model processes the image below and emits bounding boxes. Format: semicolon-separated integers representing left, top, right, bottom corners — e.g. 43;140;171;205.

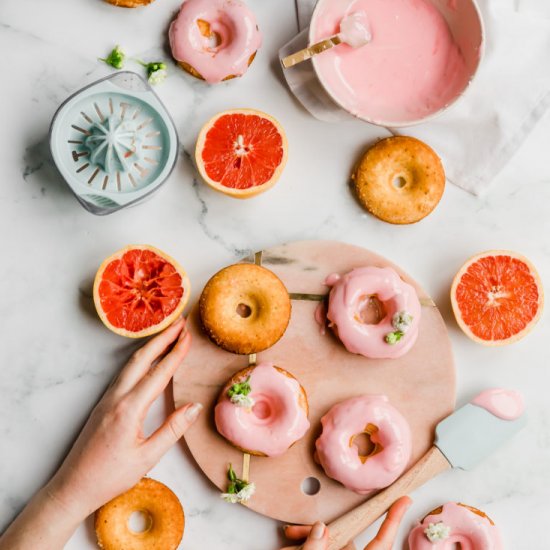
45;317;201;523
282;496;412;550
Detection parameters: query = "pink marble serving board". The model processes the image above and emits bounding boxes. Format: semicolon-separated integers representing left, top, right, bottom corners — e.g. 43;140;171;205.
173;240;455;525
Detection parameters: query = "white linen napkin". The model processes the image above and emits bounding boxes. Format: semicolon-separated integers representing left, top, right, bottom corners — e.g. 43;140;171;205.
287;0;550;195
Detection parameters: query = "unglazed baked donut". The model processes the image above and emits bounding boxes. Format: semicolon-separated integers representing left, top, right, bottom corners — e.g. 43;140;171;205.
352;136;445;224
95;478;184;550
200;263;291;354
104;0;154;7
215;363;310;457
315;395;411;494
326;267;421;359
408;502;504;549
169;0;262;83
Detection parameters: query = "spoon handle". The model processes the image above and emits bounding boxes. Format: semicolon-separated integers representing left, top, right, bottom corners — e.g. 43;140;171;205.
281;35;342;69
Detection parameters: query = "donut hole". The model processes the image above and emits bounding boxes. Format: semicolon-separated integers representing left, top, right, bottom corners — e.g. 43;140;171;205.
251;393;282;423
236;303;252;318
127;510;153;534
300;476;321;496
351;424;383;464
252;398;272;420
357;295;387;325
197;19;225;50
392;176;407;189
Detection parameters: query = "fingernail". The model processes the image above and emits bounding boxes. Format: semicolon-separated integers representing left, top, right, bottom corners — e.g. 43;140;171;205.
184;403;203;421
311;522;326;540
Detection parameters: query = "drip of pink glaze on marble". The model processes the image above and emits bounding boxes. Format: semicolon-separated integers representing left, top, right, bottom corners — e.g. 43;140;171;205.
326;266;421;359
214;363;310;457
471;389;525;421
408;501;504;550
311;0;472;124
169;0;262;84
314;302;327;335
315;395;412;494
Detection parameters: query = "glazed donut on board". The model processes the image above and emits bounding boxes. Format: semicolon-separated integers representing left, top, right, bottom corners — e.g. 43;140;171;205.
169;0;262;83
199;263;291;355
315;395;412;494
408;502;503;549
326;266;421;359
95;477;184;550
104;0;154;7
352;136;445;224
215;363;310;457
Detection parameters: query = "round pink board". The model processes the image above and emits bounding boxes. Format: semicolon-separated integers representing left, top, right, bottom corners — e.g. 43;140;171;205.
173;240;455;525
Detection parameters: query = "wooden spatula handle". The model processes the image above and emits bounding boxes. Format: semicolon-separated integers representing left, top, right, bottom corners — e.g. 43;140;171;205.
325;446;451;550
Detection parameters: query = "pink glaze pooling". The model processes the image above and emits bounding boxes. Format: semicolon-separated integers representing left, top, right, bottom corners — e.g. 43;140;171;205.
408;502;504;550
214;363;310;457
471;389;525;421
315;395;412;494
311;0;471;124
326;267;421;359
169;0;262;84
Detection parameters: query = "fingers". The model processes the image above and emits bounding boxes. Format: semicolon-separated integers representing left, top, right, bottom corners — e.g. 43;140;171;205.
114;318;186;394
281;522;329;550
145;402;203;461
364;496;412;550
127;327;192;411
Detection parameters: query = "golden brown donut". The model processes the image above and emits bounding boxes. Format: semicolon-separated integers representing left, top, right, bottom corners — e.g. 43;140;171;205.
216;365;309;456
199;263;291;355
178;53;257;82
352;136;445;224
95;478;184;550
104;0;155;7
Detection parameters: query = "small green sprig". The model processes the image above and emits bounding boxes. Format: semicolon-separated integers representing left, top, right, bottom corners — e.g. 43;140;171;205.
137;60;168;85
385;330;404;345
99;45;126;70
227;377;252;399
221;464;255;504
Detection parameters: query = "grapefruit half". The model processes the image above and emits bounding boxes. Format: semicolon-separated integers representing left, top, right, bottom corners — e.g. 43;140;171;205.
195;108;288;198
451;250;543;345
93;245;190;338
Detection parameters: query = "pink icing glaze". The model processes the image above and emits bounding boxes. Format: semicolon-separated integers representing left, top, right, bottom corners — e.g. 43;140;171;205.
326;267;421;359
169;0;262;84
471;388;525;421
214;363;310;457
310;0;471;124
315;395;412;494
408;502;504;550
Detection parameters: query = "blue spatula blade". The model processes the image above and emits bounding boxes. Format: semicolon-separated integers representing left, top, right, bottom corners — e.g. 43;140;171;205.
435;403;527;470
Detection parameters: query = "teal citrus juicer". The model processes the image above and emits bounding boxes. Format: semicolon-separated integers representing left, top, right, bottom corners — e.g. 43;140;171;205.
49;71;178;215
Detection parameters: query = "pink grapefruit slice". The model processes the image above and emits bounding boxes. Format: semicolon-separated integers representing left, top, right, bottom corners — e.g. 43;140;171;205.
451;250;543;345
195;108;288;198
93;245;190;338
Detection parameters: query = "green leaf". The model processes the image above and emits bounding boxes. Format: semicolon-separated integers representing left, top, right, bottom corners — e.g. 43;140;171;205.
100;45;125;70
227;463;237;482
385;330;404;345
227;377;252;398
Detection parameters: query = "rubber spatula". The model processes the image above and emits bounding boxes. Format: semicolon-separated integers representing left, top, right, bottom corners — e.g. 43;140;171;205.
287;391;527;550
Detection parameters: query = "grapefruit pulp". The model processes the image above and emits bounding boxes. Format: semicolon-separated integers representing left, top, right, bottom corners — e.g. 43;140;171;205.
450;250;543;345
195;108;288;198
93;245;190;338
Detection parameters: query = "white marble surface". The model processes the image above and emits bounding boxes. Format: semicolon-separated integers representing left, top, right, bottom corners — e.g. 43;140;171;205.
0;0;549;548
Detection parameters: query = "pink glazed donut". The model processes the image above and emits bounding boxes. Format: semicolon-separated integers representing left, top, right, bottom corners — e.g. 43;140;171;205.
408;502;504;549
169;0;262;84
214;363;310;457
326;267;421;359
315;395;412;494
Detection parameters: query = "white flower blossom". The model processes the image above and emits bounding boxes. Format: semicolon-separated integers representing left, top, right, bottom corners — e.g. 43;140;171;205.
392;311;413;333
221;482;256;504
424;521;451;542
148;68;167;85
230;393;255;409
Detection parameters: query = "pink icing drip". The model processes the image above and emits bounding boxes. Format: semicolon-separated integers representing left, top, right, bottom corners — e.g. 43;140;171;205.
408;502;504;550
169;0;262;84
326;267;421;359
471;389;525;421
310;0;471;124
214;363;310;457
315;395;412;494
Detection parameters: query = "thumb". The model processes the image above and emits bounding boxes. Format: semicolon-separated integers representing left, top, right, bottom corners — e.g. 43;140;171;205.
145;402;203;461
302;522;329;550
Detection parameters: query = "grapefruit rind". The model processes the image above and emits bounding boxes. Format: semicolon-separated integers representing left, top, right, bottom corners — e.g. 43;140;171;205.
450;250;544;346
93;244;191;338
195;108;288;199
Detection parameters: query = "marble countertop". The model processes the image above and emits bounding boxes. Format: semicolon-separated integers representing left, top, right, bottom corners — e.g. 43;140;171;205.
1;0;549;548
